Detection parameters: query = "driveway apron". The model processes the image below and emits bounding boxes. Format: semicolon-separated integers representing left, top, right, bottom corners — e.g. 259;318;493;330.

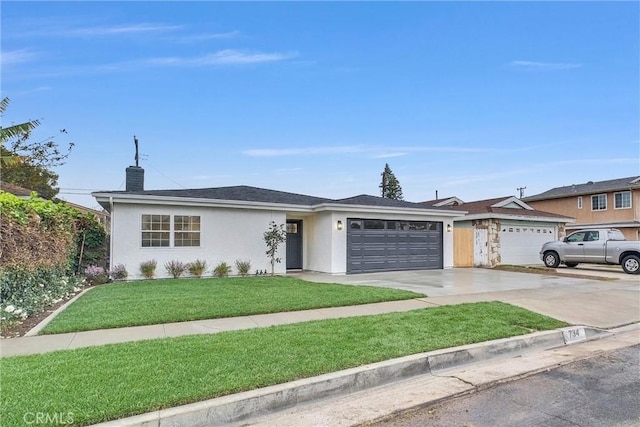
294;269;640;329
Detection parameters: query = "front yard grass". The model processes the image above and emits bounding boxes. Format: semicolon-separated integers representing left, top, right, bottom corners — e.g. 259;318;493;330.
40;277;423;334
1;302;567;427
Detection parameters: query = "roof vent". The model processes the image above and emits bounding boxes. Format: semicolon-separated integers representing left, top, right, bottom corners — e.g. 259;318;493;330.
587;181;594;185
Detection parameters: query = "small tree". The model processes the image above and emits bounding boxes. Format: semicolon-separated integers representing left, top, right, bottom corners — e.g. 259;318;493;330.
379;163;404;200
263;221;287;276
1;97;74;168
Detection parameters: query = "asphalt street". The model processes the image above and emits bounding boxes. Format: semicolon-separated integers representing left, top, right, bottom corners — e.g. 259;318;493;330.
372;344;640;427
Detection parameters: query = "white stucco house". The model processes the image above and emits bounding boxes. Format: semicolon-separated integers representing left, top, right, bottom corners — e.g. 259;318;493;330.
93;167;462;279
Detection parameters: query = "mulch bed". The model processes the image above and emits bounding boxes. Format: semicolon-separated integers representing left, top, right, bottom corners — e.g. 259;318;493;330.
1;289;90;339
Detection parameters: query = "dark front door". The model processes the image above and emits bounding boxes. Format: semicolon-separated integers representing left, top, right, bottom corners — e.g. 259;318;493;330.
286;220;303;270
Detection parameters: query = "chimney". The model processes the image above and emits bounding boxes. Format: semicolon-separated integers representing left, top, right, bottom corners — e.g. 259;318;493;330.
126;166;144;192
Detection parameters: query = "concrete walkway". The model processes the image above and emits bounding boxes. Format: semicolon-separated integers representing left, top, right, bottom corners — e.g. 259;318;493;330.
0;298;435;358
2;268;638;427
1;268;638;358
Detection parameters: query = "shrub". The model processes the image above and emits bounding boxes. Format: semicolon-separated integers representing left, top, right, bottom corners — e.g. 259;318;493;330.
235;259;251;277
0;266;84;329
213;262;232;278
165;260;187;279
84;265;109;285
188;260;208;278
139;260;157;279
109;264;128;281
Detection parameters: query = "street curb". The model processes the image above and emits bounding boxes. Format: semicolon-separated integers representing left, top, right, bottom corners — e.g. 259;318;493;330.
91;326;609;427
25;288;90;337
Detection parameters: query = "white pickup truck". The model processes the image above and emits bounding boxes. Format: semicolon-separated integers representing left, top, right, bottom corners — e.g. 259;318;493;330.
540;228;640;274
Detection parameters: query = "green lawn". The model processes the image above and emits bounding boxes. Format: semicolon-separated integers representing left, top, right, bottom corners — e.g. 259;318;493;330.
1;302;567;427
41;277;423;334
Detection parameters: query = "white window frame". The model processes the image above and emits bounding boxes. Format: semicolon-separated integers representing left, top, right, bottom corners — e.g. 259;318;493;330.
141;214;171;247
591;194;607;211
174;215;201;247
614;191;632;210
141;214;201;248
577;196;583;209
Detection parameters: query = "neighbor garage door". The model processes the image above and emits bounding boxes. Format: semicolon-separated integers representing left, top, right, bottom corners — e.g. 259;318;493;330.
499;223;557;265
347;219;443;273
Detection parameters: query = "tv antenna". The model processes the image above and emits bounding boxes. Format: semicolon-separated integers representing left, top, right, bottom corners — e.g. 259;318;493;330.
134;135;140;167
517;186;527;198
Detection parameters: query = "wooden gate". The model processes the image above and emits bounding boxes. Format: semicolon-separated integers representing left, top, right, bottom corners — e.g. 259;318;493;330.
453;228;474;267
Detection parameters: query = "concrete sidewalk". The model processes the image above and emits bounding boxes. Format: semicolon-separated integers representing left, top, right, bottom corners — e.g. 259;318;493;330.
243;324;640;427
2;267;638;357
2;268;638;427
0;298;435;357
91;324;639;427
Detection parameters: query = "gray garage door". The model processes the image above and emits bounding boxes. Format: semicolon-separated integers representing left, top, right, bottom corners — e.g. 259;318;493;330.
347;219;443;274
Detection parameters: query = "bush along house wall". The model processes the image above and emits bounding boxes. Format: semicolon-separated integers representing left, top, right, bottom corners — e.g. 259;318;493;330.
0;192;105;329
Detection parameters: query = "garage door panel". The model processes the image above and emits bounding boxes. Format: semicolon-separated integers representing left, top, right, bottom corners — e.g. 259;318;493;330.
347;218;443;273
499;225;556;265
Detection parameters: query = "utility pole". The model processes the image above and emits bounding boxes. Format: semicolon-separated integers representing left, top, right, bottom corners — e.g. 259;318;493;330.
517;186;527;198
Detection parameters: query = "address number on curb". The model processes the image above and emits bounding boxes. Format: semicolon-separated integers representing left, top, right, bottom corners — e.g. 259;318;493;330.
562;327;587;344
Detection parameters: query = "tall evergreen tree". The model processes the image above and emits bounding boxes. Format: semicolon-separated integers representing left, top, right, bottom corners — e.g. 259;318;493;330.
379;163;403;200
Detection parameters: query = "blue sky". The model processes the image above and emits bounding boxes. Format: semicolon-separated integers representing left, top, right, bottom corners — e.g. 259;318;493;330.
2;1;639;209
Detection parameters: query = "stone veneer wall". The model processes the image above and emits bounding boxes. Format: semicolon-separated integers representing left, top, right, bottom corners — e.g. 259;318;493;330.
472;219;501;267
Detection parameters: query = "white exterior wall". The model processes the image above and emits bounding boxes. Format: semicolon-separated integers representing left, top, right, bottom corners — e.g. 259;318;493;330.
304;212;334;273
318;211;455;274
111;203;286;279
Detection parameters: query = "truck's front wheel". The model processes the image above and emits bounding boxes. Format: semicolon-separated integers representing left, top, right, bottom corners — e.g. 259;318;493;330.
621;255;640;275
543;251;560;268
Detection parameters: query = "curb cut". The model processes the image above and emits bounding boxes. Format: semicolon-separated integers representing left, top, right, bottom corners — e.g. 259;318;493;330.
92;326;609;427
25;288;91;337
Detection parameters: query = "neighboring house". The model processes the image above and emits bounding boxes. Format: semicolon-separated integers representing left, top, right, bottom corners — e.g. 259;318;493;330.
523;176;640;240
92;166;462;279
422;196;574;267
61;201;111;233
0;180;110;231
0;181;32;199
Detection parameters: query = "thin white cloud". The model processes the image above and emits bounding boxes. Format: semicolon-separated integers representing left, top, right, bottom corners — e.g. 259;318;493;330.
243;146;366;157
144;50;297;66
168;31;242;43
243;145;503;158
60;23;182;37
374;152;408;159
535;158;638;168
1;49;38;65
508;60;583;70
275;167;304;175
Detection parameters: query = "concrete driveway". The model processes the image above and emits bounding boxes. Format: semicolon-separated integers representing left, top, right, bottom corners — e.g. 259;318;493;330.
295;268;640;329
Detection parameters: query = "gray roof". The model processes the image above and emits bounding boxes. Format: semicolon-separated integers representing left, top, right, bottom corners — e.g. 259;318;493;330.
100;185;330;206
523;176;640;201
95;185;450;210
332;194;438;209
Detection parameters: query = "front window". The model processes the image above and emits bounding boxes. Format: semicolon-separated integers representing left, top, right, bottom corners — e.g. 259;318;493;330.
174;216;200;247
591;194;607;211
141;215;170;247
614;191;631;209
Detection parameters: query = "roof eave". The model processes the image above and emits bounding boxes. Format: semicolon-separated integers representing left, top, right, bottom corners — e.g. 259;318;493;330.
525;185;640;201
92;192;315;213
312;203;464;216
454;212;575;223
